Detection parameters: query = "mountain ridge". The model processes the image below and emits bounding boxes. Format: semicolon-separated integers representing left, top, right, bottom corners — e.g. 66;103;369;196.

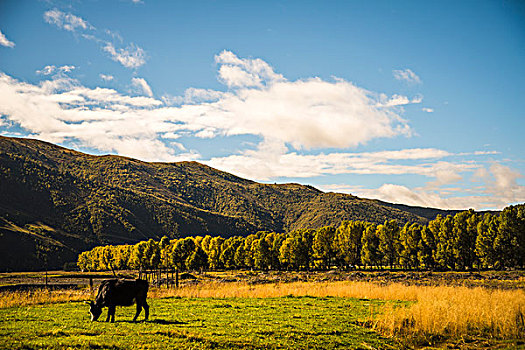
0;135;462;271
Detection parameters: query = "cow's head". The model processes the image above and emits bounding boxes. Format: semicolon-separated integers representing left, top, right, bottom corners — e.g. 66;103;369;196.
85;301;102;321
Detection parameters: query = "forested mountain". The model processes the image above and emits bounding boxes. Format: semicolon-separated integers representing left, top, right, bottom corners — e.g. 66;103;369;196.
0;136;461;271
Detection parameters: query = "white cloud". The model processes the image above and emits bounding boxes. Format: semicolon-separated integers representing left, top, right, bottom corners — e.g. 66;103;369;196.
36;65;76;76
218;65;262;88
393;68;421;84
0;30;15;48
190;52;414;150
214;78;410;149
0;51;414;163
161;94;181;105
321;162;525;210
215;50;284;88
36;65;56;76
1;51;522;210
382;94;410;107
160;132;181;139
60;65;76;73
319;183;490;211
103;42;146;69
411;95;423;104
207;144;473;181
0;51;427;163
422;107;434;113
105;29;123;43
427;167;463;187
345;184;481;210
0;72;171;160
474;150;499;155
43;9;91;32
379;94;422;107
100;74;114;82
131;77;153;97
43;9;147;70
485;163;524;199
183;88;226;104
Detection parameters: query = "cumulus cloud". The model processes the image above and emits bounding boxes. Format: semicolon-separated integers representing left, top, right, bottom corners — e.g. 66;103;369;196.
131;77;153;97
218;65;262;88
2;51;521;209
393;68;421;84
43;9;91;32
0;51;415;162
0;72;175;161
422;107;434;113
321;161;525;210
152;51;414;150
340;184;481;210
0;30;15;48
215;50;284;88
210;78;411;149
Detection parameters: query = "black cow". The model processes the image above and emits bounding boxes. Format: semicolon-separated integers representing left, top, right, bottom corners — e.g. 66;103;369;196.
86;279;149;322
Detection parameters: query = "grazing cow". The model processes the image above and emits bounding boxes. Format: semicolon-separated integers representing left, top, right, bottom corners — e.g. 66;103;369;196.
86;279;149;322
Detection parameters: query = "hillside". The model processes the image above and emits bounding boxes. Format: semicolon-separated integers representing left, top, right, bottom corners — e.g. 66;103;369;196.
0;136;459;271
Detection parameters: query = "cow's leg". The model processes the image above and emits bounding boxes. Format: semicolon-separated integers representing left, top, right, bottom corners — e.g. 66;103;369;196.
133;303;142;322
105;306;111;322
107;306;115;323
143;301;149;321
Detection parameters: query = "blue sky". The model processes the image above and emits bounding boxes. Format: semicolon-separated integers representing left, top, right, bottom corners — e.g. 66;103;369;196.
0;0;524;210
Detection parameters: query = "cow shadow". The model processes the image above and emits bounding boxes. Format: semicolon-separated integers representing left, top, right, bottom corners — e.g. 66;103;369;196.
117;319;187;325
148;319;187;325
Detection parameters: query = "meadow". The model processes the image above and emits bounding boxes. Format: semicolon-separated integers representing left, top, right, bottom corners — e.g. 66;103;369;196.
0;295;396;349
0;271;524;349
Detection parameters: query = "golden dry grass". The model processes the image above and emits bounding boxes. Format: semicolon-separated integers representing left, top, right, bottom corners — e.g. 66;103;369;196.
149;280;420;300
1;280;524;341
0;288;91;308
374;285;525;340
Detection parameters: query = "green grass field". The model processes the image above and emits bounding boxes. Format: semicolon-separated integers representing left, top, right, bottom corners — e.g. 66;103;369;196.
0;296;399;349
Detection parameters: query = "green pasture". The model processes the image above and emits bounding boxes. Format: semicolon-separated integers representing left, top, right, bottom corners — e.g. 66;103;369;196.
0;296;398;349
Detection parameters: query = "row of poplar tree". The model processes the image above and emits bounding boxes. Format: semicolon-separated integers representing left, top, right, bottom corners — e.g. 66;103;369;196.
77;204;524;273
